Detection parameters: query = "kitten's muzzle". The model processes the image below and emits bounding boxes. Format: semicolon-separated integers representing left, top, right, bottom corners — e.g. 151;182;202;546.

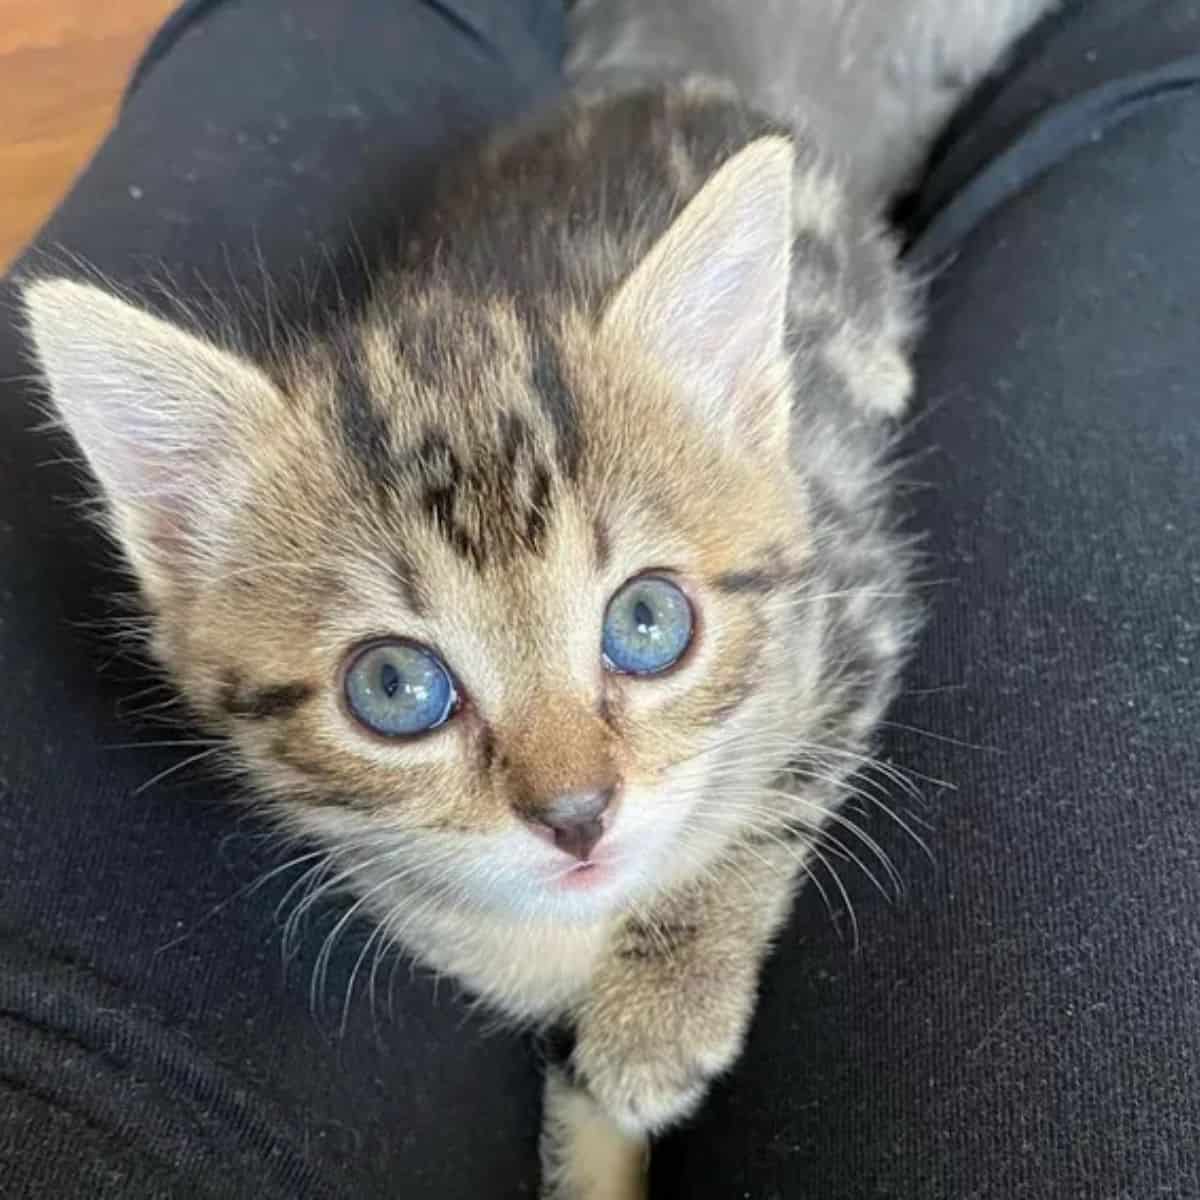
524;788;615;862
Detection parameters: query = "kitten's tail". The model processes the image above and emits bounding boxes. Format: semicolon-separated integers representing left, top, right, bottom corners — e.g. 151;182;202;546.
566;0;1057;206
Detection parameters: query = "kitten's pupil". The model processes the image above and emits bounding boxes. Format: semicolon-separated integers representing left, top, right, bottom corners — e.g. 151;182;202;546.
634;600;654;632
381;662;401;698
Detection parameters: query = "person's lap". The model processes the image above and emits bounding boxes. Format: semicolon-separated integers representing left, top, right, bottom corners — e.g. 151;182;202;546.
1;1;1197;1196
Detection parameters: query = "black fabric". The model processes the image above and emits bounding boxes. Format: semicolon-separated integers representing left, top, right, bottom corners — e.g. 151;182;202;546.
122;0;231;100
905;0;1200;265
2;0;1199;1197
907;0;1200;249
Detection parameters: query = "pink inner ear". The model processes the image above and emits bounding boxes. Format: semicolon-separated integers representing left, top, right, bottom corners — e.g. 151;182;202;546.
602;139;793;426
64;393;213;576
24;279;282;591
137;461;202;570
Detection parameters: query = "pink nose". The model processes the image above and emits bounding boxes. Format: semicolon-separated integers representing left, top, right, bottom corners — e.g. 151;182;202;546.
526;789;613;861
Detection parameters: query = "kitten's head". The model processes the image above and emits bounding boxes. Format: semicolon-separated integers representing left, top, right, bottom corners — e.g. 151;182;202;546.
25;126;823;920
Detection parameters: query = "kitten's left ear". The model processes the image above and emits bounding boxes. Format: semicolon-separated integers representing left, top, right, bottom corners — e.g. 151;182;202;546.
23;278;282;606
601;135;793;449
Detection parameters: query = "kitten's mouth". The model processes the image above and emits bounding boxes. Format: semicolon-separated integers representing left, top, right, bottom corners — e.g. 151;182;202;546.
556;860;609;891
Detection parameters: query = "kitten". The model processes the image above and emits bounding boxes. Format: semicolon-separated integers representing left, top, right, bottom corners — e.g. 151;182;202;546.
22;4;1050;1198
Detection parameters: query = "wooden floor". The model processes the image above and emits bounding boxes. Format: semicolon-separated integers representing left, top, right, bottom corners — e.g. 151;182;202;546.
0;0;176;269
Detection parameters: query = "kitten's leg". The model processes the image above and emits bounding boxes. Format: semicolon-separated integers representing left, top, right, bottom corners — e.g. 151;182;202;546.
539;1062;648;1200
564;839;799;1154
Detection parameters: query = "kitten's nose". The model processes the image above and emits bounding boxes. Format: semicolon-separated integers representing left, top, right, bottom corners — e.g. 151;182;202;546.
534;789;613;861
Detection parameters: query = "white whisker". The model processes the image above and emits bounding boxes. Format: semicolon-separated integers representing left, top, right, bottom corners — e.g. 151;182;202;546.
132;746;227;796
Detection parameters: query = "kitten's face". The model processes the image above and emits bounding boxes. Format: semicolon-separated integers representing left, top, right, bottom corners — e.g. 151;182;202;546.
26;134;813;920
179;296;805;919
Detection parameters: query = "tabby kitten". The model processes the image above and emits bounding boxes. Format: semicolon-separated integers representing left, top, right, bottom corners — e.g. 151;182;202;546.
22;4;1048;1198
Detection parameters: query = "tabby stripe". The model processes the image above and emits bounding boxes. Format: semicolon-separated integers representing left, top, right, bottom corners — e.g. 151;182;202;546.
220;675;314;720
531;332;583;479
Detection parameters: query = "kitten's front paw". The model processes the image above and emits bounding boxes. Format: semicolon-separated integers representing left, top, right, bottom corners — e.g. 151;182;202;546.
571;965;752;1136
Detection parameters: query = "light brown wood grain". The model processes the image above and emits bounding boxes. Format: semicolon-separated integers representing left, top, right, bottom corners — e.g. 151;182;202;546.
0;0;176;268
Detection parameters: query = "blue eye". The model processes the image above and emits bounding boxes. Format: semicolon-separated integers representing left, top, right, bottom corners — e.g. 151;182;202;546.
602;575;694;676
344;641;457;737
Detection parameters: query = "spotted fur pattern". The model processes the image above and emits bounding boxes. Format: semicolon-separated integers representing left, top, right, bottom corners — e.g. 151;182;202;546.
25;75;941;1200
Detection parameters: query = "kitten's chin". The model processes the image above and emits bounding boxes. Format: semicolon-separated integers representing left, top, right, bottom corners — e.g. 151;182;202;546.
455;867;631;926
543;869;630;921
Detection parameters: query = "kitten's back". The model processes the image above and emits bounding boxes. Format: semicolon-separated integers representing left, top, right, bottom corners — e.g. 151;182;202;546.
567;0;1056;206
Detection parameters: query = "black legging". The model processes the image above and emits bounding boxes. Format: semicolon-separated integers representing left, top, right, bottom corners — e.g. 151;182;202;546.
1;2;1197;1196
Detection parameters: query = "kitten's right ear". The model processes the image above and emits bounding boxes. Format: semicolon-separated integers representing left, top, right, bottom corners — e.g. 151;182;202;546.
600;135;794;450
23;278;282;604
